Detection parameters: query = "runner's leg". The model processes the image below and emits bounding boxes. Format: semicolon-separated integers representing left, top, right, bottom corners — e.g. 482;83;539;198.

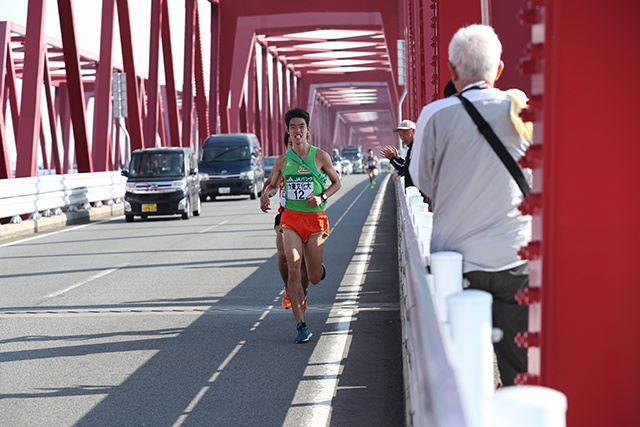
304;233;326;285
276;228;288;283
283;229;306;323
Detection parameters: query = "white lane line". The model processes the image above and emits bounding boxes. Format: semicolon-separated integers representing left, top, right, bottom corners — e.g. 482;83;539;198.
198;219;230;233
326;180;372;235
172;340;246;427
43;264;127;298
284;174;389;426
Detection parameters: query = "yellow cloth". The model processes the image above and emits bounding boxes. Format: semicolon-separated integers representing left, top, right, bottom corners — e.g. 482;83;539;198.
505;89;533;142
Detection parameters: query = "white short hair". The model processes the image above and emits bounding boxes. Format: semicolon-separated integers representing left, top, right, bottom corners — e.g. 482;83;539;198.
448;25;502;83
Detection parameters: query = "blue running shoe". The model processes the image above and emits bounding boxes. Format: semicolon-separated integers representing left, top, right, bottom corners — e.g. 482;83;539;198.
295;322;312;343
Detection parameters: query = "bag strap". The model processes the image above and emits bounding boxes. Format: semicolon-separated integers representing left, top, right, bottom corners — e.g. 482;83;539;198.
285;148;326;191
456;93;531;198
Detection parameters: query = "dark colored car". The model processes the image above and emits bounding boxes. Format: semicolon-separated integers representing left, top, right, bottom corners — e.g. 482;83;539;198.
121;147;201;222
199;133;265;201
264;155;279;180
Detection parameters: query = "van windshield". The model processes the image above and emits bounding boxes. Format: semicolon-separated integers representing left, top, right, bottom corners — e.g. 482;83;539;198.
202;145;250;163
129;152;184;178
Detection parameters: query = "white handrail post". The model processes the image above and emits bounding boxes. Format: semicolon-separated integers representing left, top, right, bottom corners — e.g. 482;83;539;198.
486;385;568;427
430;251;464;323
447;290;494;427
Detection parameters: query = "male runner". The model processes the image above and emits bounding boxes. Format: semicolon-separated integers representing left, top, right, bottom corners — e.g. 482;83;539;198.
260;108;342;343
262;132;309;311
365;148;379;188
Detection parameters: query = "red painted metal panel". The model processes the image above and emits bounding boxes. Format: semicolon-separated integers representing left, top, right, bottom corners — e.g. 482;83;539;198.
540;1;640;425
57;0;93;173
15;0;47;178
435;0;482;98
489;0;531;95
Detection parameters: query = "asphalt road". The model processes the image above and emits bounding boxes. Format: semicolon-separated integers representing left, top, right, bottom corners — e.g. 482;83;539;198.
0;173;404;427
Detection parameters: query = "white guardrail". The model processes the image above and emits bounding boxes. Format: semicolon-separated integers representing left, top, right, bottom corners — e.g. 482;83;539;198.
0;172;126;222
395;179;567;427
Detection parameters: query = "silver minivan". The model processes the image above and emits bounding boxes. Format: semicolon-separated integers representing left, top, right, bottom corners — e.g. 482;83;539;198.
121;147;202;222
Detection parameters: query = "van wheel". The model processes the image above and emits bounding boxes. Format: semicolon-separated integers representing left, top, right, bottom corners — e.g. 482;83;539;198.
182;200;191;220
200;194;208;202
250;185;258;200
125;215;134;223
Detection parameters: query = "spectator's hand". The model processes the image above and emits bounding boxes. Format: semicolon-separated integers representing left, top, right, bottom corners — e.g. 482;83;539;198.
380;145;399;160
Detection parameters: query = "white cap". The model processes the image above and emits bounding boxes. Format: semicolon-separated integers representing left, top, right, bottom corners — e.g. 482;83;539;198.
393;119;416;132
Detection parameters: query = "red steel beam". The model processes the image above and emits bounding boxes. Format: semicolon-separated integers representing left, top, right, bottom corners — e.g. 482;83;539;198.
181;0;196;148
161;0;181;146
57;84;72;173
92;0;116;170
0;21;11;178
57;0;93;173
116;0;145;152
193;5;209;142
259;44;272;155
207;2;220;135
14;0;46;178
42;55;62;173
145;0;163;148
539;1;640;424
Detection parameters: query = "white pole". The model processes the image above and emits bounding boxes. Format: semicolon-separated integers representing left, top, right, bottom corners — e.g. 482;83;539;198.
486;385;568;427
447;290;494;427
430;251;464;323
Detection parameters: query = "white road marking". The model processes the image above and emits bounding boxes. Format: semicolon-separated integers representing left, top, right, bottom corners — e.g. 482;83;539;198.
43;265;127;298
198;219;230;233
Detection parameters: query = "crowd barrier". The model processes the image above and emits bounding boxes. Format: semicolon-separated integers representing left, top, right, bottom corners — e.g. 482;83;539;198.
0;172;126;223
395;179;567;427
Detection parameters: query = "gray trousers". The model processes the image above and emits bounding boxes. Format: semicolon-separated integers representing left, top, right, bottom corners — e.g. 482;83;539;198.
463;262;529;386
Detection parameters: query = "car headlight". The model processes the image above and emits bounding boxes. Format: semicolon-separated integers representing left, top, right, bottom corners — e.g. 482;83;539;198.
239;170;254;180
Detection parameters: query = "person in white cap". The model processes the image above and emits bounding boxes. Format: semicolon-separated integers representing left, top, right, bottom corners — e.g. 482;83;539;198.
380;119;417;188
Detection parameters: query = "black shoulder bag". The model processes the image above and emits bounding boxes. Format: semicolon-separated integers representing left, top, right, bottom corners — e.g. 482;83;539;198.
456;93;531;198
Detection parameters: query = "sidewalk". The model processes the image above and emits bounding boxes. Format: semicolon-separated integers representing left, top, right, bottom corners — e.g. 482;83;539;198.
0;204;124;242
326;176;405;426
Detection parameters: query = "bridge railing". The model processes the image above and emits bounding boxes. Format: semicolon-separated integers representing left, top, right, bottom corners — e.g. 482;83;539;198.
0;172;126;223
395;179;567;427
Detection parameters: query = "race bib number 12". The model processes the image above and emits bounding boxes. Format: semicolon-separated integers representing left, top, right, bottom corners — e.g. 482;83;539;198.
286;176;313;200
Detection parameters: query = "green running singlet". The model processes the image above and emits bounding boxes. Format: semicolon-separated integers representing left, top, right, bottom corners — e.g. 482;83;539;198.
283;146;326;213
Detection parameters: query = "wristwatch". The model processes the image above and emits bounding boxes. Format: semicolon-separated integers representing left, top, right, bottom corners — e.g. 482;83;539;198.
320;193;328;202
